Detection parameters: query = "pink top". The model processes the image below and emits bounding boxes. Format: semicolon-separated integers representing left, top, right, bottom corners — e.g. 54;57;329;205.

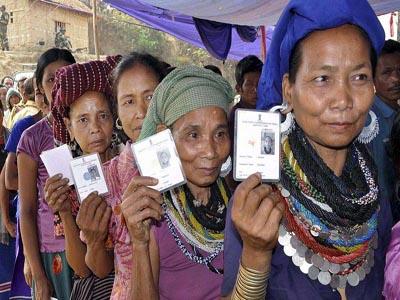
17;118;65;253
104;143;224;300
103;143;138;300
384;221;400;300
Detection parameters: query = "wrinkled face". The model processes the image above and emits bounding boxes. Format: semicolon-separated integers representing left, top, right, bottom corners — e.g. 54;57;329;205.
41;60;71;104
117;64;159;142
374;52;400;104
33;77;48;114
0;87;6;103
65;91;113;156
283;25;374;151
3;78;13;89
237;71;260;107
172;106;230;187
9;95;20;107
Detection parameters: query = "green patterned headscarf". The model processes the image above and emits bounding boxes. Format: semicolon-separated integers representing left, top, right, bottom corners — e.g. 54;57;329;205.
138;65;234;140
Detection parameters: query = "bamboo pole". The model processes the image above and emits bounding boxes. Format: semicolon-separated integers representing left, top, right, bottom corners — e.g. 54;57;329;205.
92;0;99;59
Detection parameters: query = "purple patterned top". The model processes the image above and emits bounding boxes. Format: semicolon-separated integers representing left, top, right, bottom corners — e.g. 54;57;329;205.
17;118;65;253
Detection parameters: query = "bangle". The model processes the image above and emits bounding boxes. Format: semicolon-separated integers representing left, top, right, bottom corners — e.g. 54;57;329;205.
232;261;269;300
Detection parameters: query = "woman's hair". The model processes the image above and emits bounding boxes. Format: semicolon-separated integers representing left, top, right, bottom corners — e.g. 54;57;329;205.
111;52;167;98
1;75;13;85
6;88;21;110
288;25;377;83
35;48;76;88
23;77;35;101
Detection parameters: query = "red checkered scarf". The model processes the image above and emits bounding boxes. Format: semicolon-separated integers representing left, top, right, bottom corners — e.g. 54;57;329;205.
51;55;121;145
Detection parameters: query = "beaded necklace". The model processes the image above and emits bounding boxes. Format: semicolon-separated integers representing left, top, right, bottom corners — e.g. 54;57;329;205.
277;125;379;289
163;178;230;273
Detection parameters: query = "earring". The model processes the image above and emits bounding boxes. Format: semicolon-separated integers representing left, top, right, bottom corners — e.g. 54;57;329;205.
269;104;295;136
220;156;232;177
357;110;379;144
115;118;123;130
110;132;121;149
69;138;77;151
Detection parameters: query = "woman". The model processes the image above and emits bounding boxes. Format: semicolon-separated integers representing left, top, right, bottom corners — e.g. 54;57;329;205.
43;56;121;300
17;48;76;300
4;73;47;299
221;1;392;299
77;52;166;299
0;105;12;300
3;88;21;128
104;66;234;299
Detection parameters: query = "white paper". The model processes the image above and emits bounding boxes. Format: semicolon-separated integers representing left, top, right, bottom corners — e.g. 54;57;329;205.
70;153;108;201
234;109;281;182
40;144;74;185
132;129;186;192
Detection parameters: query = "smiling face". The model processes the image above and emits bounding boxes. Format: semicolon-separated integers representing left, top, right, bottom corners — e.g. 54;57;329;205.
116;64;159;142
65;91;113;157
283;25;375;151
172;106;230;188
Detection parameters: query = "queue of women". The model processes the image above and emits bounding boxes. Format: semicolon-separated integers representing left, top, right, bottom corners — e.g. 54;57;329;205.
1;0;400;299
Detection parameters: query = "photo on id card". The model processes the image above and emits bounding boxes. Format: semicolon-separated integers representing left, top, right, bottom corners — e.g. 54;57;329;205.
70;153;108;202
131;129;186;193
234;109;281;182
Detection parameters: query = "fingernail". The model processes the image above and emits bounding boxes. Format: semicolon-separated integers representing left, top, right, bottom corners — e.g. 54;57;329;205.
57;174;62;178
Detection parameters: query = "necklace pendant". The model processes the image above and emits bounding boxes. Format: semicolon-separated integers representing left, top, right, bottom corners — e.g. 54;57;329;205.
193;199;202;207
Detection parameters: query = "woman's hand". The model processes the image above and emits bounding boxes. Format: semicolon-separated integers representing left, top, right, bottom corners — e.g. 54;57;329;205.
4;219;16;237
232;173;284;255
120;176;163;246
44;174;70;214
33;273;52;300
23;259;32;287
76;192;111;247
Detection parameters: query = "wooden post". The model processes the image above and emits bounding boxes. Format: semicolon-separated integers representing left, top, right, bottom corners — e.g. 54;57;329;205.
260;26;267;62
92;0;99;59
398;11;400;42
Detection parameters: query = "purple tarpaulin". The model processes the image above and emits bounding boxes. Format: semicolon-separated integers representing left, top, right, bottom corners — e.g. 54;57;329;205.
103;0;273;61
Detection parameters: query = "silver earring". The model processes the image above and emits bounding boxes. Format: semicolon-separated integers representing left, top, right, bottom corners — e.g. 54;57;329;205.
269;104;295;136
220;156;232;177
357;110;379;144
115;118;123;130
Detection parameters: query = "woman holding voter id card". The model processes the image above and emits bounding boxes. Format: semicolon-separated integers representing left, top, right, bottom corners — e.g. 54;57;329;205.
17;48;76;300
83;52;167;299
44;56;121;299
108;66;234;299
221;0;392;299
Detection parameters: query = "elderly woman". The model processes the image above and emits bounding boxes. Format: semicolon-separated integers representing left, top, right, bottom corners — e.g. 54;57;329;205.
43;57;121;299
77;52;167;299
221;0;392;299
120;66;234;299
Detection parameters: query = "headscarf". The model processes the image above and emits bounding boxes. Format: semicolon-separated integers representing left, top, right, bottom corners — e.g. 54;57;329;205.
51;55;121;145
256;0;385;110
6;87;21;108
138;65;234;140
